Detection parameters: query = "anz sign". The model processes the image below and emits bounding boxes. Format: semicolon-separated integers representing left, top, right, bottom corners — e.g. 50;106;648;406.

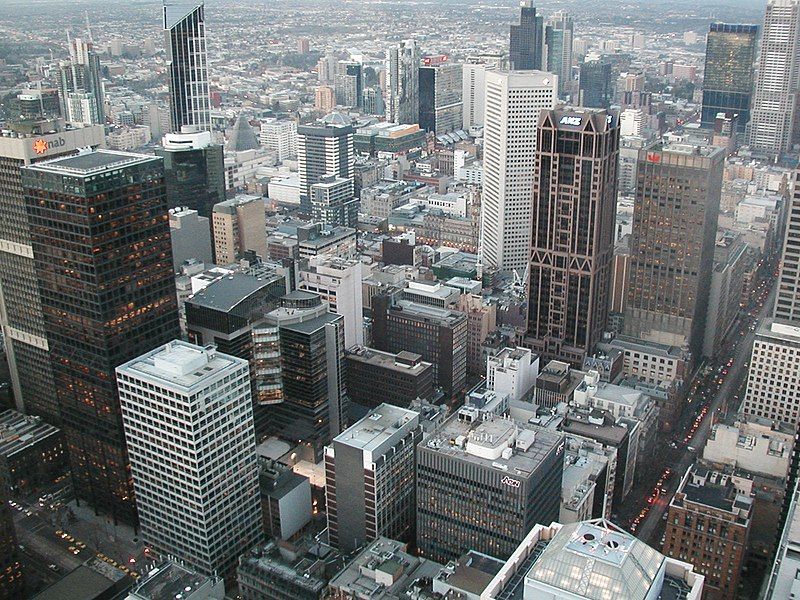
559;115;582;127
501;475;521;488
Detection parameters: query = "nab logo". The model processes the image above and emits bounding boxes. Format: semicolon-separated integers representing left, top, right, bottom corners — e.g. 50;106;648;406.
501;475;521;488
646;152;661;163
33;137;66;156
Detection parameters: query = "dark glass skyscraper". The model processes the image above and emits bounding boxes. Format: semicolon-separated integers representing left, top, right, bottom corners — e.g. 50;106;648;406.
579;59;613;109
164;1;211;132
701;23;758;132
418;61;463;135
526;109;620;367
509;1;544;70
623;142;725;360
0;121;105;424
156;127;225;218
21;150;180;524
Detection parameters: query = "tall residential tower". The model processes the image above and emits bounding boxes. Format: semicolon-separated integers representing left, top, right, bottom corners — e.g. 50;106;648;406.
164;1;211;132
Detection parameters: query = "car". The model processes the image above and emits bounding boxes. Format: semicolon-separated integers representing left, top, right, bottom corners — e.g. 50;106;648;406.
687;446;697;452
48;564;59;572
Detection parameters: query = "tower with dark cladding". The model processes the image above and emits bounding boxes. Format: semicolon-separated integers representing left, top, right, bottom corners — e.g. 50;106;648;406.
509;1;544;71
526;108;620;367
700;23;758;133
164;1;211;132
622;141;724;361
21;150;180;525
0;121;105;424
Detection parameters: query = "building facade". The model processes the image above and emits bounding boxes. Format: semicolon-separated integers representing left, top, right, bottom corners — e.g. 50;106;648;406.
386;40;420;125
750;0;800;155
117;342;262;579
623;142;724;359
419;62;463;136
297;117;354;214
325;404;422;553
164;1;211;132
700;23;758;132
417;408;564;563
156;127;225;218
509;1;544;70
480;70;556;274
21;150;180;524
545;11;574;98
526;109;619;367
0;121;105;423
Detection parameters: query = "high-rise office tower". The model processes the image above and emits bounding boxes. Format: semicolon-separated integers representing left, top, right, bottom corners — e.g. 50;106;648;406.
480;70;557;274
212;194;268;264
419;59;463;135
185;270;287;439
526;109;620;367
155;126;225;218
258;292;347;461
310;175;358;229
297;114;355;214
545;11;574;98
623;142;725;359
461;54;504;129
742;171;800;427
750;0;800;156
57;37;105;125
386;40;420;124
336;61;363;109
776;174;800;323
325;403;422;553
0;120;105;424
509;1;544;70
21;150;180;524
700;24;758;133
372;298;467;401
164;1;211;132
259;119;298;162
117;341;263;578
417;408;564;563
579;58;613;109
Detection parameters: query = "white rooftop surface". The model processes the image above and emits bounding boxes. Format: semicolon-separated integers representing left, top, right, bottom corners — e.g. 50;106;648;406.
117;341;244;391
332;404;418;465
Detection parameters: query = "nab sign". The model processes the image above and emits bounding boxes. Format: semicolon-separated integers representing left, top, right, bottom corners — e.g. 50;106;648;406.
33;137;66;156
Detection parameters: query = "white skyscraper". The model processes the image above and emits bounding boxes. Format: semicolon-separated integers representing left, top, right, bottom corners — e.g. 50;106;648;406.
461;54;504;129
117;341;262;578
386;40;420;124
259;119;298;161
750;0;800;156
480;70;557;274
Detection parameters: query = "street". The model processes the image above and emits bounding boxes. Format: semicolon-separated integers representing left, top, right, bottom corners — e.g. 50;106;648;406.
617;272;777;548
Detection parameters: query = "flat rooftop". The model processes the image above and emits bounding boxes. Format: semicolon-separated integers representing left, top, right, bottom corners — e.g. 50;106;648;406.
116;341;245;392
345;346;430;374
0;410;61;457
391;300;466;327
332;404;418;461
25;149;156;176
129;561;217;600
186;272;282;313
422;411;563;478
